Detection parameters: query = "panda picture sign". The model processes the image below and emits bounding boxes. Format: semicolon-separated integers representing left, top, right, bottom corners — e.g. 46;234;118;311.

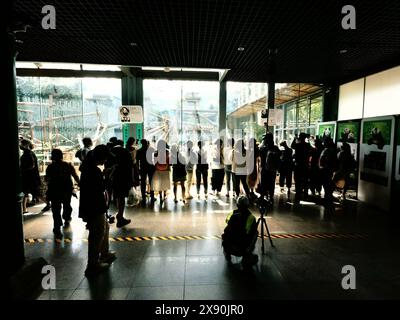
119;105;143;123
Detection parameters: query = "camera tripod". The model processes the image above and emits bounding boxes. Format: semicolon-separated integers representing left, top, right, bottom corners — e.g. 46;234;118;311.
256;207;274;253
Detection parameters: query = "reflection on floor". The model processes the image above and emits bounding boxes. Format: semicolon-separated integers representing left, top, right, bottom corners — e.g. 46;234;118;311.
23;186;400;300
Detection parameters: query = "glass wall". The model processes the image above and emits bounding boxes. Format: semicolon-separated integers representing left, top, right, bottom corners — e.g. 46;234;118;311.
143;80;219;146
16;76;122;173
274;93;323;144
226;82;323;144
226;82;267;142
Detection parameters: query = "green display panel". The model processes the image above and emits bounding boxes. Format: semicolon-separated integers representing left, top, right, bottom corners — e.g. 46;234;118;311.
337;121;360;143
123;123;130;146
362;119;392;148
317;122;336;142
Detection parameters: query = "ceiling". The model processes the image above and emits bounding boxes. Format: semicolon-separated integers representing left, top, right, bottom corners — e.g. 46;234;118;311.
10;0;400;84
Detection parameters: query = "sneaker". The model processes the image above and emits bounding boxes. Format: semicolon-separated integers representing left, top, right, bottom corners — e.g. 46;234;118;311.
197;194;200;199
84;263;110;276
225;193;230;198
174;198;178;203
186;195;193;200
100;251;117;264
64;220;71;227
205;194;208;199
116;218;131;228
53;228;63;239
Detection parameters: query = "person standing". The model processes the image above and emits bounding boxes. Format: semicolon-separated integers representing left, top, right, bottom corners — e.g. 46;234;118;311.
232;139;251;198
152;139;171;204
171;144;187;203
185;140;196;200
337;142;354;201
319;138;338;205
278;140;293;197
259;133;280;202
293;132;311;203
136;139;156;206
75;137;93;162
110;140;132;228
196;140;209;199
45;149;80;238
79;145;116;276
224;138;234;198
211;139;225;196
20;139;41;213
246;138;260;200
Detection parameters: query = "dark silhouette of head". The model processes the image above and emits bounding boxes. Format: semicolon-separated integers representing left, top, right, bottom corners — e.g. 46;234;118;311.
82;137;92;148
51;149;63;162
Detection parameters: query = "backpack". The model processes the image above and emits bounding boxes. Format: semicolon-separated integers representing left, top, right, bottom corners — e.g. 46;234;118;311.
265;147;280;171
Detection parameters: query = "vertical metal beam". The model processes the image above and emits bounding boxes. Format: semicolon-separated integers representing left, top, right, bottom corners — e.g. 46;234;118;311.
3;31;25;276
268;82;275;110
219;80;227;134
121;74;144;142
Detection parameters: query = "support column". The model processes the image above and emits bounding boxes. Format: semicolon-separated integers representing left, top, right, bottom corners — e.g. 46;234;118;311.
266;82;275;133
322;85;339;122
219;80;227;135
121;72;143;144
3;31;25;277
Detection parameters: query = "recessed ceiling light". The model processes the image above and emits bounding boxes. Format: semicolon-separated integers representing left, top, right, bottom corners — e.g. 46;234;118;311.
339;49;347;54
130;42;138;46
237;47;245;51
163;67;171;72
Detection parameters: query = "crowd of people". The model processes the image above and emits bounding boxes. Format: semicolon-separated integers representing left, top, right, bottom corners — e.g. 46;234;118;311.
19;131;356;274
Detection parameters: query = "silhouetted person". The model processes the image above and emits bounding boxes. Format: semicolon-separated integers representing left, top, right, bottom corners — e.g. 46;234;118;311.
109;140;132;228
232;139;251;198
222;196;258;267
246;138;260;201
259;133;280;202
45;149;80;239
136;139;156;206
337;142;354;200
309;136;323;196
293;132;311;203
185;140;197;200
79;145;116;276
20;139;41;213
152;139;171;204
75;137;93;162
211;139;225;196
126;137;140;188
224;138;235;198
171;144;187;203
319;138;338;205
278;140;293;197
196;140;209;199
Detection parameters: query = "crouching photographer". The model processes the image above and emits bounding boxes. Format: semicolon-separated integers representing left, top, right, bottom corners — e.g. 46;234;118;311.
221;196;259;267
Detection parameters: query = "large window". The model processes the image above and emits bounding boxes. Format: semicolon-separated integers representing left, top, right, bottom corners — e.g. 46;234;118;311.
143;80;219;146
16;76;121;172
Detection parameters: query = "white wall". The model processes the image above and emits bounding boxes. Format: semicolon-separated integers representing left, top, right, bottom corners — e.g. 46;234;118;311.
338;78;364;120
338;66;400;120
364;66;400;118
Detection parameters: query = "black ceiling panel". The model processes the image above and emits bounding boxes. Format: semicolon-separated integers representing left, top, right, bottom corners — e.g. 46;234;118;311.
10;0;400;83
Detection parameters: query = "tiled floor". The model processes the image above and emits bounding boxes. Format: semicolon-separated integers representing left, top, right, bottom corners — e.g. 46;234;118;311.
23;186;400;300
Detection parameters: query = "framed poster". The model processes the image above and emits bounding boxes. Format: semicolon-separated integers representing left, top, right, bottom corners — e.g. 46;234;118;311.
119;105;143;123
337;120;361;161
317;121;337;143
359;116;395;211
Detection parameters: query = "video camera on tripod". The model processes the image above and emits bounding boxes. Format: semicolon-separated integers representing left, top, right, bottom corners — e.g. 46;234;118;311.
254;195;274;253
255;195;273;215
